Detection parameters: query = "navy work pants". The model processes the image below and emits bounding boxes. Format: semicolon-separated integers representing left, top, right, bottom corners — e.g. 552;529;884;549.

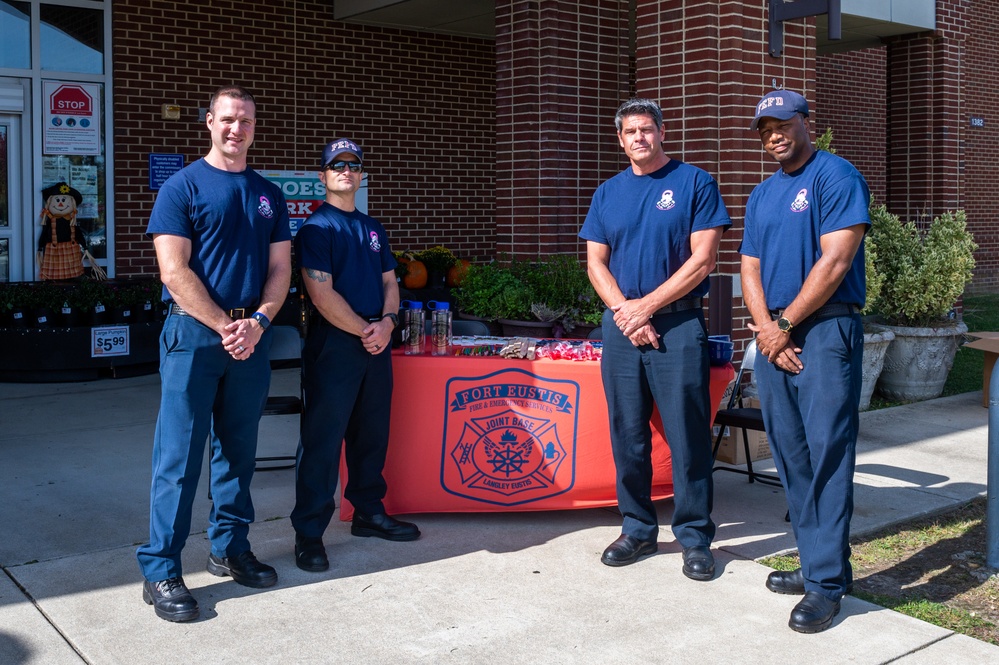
292;322;393;537
755;313;863;601
137;313;272;583
599;308;716;548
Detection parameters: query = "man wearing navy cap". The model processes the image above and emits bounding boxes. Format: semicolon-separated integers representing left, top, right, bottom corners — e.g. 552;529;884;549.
740;89;870;633
291;138;419;573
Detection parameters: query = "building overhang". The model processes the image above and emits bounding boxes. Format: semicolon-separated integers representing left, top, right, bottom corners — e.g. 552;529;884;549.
816;0;936;54
331;0;936;52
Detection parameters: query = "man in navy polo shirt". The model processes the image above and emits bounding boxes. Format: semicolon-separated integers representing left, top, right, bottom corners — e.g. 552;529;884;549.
138;85;292;622
291;138;419;574
741;89;870;633
579;98;729;579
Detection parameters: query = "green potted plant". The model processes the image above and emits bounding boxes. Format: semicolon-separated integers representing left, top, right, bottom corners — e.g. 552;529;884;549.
867;205;978;401
415;245;458;288
858;214;893;410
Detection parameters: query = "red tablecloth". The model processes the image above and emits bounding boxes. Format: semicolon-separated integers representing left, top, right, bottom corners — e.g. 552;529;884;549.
340;351;733;518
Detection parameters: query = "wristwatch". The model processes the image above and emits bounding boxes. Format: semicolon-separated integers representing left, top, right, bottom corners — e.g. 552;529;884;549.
251;311;270;330
382;312;399;328
777;316;794;333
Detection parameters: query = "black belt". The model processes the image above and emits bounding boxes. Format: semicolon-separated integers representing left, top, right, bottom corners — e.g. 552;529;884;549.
651;297;703;316
770;303;860;324
169;303;252;319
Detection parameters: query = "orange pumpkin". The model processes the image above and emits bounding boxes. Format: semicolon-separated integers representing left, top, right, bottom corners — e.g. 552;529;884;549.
447;259;472;287
403;259;428;289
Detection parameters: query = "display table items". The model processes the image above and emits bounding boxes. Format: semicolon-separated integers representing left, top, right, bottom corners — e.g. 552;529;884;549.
339;339;734;519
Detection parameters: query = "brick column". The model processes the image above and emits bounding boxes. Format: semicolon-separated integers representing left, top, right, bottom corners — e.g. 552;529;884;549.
634;0;815;339
886;5;968;221
494;0;631;258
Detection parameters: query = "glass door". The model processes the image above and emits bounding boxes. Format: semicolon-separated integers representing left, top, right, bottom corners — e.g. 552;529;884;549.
0;115;22;282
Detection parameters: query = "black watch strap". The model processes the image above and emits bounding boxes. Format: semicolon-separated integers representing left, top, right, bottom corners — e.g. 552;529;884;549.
383;312;399;327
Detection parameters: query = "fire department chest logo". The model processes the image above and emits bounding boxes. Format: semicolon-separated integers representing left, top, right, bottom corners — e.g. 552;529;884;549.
441;368;579;506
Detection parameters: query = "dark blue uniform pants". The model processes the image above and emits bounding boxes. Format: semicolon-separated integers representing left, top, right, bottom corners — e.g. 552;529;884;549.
755;313;863;601
137;314;273;582
292;322;393;537
600;308;716;547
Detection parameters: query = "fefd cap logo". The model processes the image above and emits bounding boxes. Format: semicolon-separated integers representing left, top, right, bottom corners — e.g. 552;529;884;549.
441;368;579;506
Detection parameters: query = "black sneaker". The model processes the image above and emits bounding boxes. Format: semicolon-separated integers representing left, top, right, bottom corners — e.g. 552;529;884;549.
142;577;199;622
207;550;278;588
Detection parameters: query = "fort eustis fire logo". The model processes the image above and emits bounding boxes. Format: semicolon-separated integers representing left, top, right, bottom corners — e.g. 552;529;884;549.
442;368;579;506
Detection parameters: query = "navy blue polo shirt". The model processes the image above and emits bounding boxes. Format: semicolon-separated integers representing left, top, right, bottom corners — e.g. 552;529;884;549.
295;202;396;317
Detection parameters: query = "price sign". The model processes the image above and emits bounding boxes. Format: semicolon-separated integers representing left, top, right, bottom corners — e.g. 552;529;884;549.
91;326;130;357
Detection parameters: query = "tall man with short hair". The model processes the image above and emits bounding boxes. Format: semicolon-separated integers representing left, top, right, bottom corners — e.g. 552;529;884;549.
580;98;729;579
741;89;870;633
138;85;292;622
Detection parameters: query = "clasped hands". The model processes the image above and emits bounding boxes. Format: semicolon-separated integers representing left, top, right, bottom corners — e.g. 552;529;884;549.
361;317;393;355
612;299;660;348
222;317;264;360
749;319;803;374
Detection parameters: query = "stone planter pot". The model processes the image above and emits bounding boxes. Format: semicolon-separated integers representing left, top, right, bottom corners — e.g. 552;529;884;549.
876;320;968;402
498;318;555;338
859;325;894;411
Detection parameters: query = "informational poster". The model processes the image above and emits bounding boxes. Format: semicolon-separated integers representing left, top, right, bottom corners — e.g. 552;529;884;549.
43;81;101;155
260;170;367;235
148;153;184;190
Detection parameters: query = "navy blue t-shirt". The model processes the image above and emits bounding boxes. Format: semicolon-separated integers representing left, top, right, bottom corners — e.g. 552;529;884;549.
295;203;396;317
146;158;291;309
579;159;731;299
740;150;870;310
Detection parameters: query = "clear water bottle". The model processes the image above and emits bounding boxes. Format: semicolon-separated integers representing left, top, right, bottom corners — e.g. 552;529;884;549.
402;300;425;355
428;300;452;356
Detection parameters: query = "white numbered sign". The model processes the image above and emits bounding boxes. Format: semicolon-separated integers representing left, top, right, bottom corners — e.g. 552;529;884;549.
91;326;130;357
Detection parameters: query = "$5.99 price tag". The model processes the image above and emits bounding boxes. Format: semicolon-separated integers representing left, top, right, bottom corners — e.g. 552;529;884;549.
91;326;130;357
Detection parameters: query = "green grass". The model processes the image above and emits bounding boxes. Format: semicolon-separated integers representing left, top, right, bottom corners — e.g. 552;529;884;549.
852;593;993;634
868;293;999;409
759;499;997;645
943;293;999;397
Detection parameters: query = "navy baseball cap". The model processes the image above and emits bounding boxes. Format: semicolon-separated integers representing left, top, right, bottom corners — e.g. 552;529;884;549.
321;138;363;167
750;90;810;131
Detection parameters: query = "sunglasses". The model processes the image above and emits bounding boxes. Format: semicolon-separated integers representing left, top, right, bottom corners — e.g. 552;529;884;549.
325;160;363;173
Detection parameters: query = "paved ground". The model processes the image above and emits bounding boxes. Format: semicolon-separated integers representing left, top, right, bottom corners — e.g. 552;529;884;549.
1;371;997;664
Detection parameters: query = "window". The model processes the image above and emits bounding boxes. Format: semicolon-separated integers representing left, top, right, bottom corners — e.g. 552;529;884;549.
0;2;31;70
41;3;104;74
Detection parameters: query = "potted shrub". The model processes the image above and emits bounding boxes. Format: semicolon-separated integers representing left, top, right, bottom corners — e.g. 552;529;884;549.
415;245;458;289
815;129;894;409
868;206;977;401
455;254;602;338
454;261;521;335
858;220;893;411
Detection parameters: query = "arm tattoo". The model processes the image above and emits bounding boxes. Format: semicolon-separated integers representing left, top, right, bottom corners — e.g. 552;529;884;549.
305;268;331;283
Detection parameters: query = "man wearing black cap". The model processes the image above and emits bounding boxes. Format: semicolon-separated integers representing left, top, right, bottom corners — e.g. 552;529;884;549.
291;138;419;573
137;85;292;622
579;98;730;580
741;89;870;633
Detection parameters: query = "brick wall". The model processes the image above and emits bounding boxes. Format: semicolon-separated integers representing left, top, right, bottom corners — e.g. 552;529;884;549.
815;48;888;204
111;0;997;293
112;0;495;277
636;0;815;348
494;0;631;259
960;0;999;291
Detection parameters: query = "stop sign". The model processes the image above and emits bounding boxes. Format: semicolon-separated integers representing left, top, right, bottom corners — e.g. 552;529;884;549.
50;85;93;115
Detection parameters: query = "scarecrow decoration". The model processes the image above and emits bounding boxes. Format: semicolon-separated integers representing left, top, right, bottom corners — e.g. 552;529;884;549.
37;182;104;280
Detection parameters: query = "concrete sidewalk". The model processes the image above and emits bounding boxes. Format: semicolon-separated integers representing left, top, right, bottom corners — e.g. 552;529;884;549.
1;371;996;664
